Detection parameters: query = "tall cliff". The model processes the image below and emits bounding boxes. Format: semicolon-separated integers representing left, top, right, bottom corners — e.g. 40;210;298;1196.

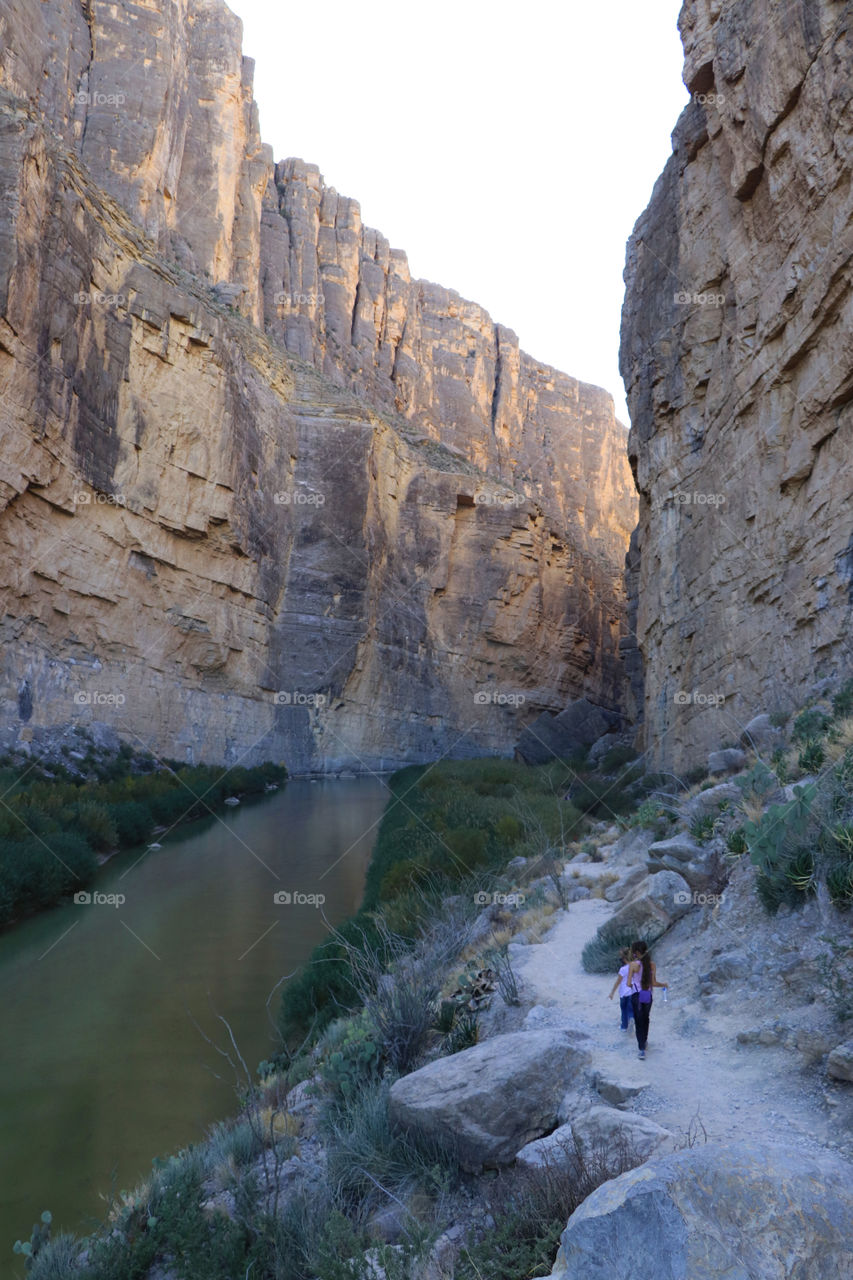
621;0;853;770
0;0;636;773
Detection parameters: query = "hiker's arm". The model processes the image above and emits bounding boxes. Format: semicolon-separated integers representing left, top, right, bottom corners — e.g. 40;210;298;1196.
608;976;620;999
650;962;667;988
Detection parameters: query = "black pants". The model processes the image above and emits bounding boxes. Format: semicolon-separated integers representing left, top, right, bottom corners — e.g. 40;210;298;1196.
632;991;652;1050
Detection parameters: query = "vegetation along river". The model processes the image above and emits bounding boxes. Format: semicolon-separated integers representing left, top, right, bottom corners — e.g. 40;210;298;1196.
0;777;389;1272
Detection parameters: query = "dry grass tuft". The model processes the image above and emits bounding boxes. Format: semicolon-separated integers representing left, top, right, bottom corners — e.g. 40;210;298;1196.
825;717;853;762
740;795;766;824
256;1105;301;1143
518;901;557;942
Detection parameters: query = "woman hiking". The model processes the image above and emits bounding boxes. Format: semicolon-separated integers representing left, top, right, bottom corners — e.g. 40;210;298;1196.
628;940;667;1059
607;947;635;1032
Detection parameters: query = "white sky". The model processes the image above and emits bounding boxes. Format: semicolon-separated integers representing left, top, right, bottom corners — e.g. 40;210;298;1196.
232;0;688;425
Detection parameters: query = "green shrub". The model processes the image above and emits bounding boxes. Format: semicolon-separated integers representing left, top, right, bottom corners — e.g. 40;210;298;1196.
494;814;523;843
108;801;155;846
74;800;118;852
798;740;825;772
441;1008;480;1055
86;1146;249;1280
27;1233;80;1280
322;1080;457;1214
319;1013;382;1101
456;1132;642;1280
791;707;830;744
690;813;716;842
726;827;748;856
581;926;664;975
0;758;285;927
827;862;853;908
206;1118;266;1171
832;679;853;720
736;761;778;799
0;833;96;923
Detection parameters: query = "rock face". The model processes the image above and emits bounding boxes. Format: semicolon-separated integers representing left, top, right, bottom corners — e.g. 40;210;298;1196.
620;0;853;771
0;0;636;772
550;1143;853;1280
387;1029;591;1172
260;160;636;578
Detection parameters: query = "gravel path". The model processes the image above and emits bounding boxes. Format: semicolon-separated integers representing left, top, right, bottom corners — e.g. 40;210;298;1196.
513;898;850;1159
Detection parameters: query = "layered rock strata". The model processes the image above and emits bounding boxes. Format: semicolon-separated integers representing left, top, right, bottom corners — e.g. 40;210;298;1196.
621;0;853;770
0;0;636;771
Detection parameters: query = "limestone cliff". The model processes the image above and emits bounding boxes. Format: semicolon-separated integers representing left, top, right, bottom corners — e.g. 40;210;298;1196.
621;0;853;770
0;0;635;772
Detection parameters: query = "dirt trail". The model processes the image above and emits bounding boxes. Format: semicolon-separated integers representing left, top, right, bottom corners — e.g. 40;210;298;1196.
514;899;849;1159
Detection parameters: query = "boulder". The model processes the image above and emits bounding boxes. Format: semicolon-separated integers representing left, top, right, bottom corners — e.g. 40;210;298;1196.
646;834;723;892
521;1106;670;1170
827;1040;853;1083
515;1121;577;1170
681;782;741;822
516;699;622;766
646;834;702;865
565;883;592;902
603;864;648;902
602;870;693;937
601;827;659;867
388;1029;591;1172
741;714;785;756
550;1144;853;1279
570;1106;672;1162
593;1073;650;1108
587;733;623;768
708;748;747;774
795;1027;834;1065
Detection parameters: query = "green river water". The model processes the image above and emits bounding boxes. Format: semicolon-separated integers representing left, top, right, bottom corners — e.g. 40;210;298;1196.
0;776;389;1276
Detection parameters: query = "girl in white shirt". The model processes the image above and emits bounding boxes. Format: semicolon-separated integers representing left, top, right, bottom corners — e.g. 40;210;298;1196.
607;947;636;1031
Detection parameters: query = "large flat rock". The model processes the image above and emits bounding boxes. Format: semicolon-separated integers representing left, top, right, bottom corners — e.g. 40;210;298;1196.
389;1029;591;1172
550;1143;853;1279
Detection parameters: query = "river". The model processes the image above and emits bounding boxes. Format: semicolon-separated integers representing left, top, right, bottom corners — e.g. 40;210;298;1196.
0;777;389;1273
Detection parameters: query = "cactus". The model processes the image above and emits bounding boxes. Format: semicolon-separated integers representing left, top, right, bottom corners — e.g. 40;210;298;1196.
13;1211;52;1270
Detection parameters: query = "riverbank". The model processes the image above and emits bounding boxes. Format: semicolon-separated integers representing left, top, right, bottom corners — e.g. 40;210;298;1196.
13;692;853;1278
0;727;287;930
2;777;389;1277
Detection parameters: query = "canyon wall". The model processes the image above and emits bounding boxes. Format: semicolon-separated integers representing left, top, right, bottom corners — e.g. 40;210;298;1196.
621;0;853;770
0;0;635;772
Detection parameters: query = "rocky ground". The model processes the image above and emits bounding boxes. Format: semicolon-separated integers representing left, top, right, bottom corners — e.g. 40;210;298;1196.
514;874;853;1164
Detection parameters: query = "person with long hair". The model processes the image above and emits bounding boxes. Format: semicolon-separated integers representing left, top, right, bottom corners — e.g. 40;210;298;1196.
628;940;667;1059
